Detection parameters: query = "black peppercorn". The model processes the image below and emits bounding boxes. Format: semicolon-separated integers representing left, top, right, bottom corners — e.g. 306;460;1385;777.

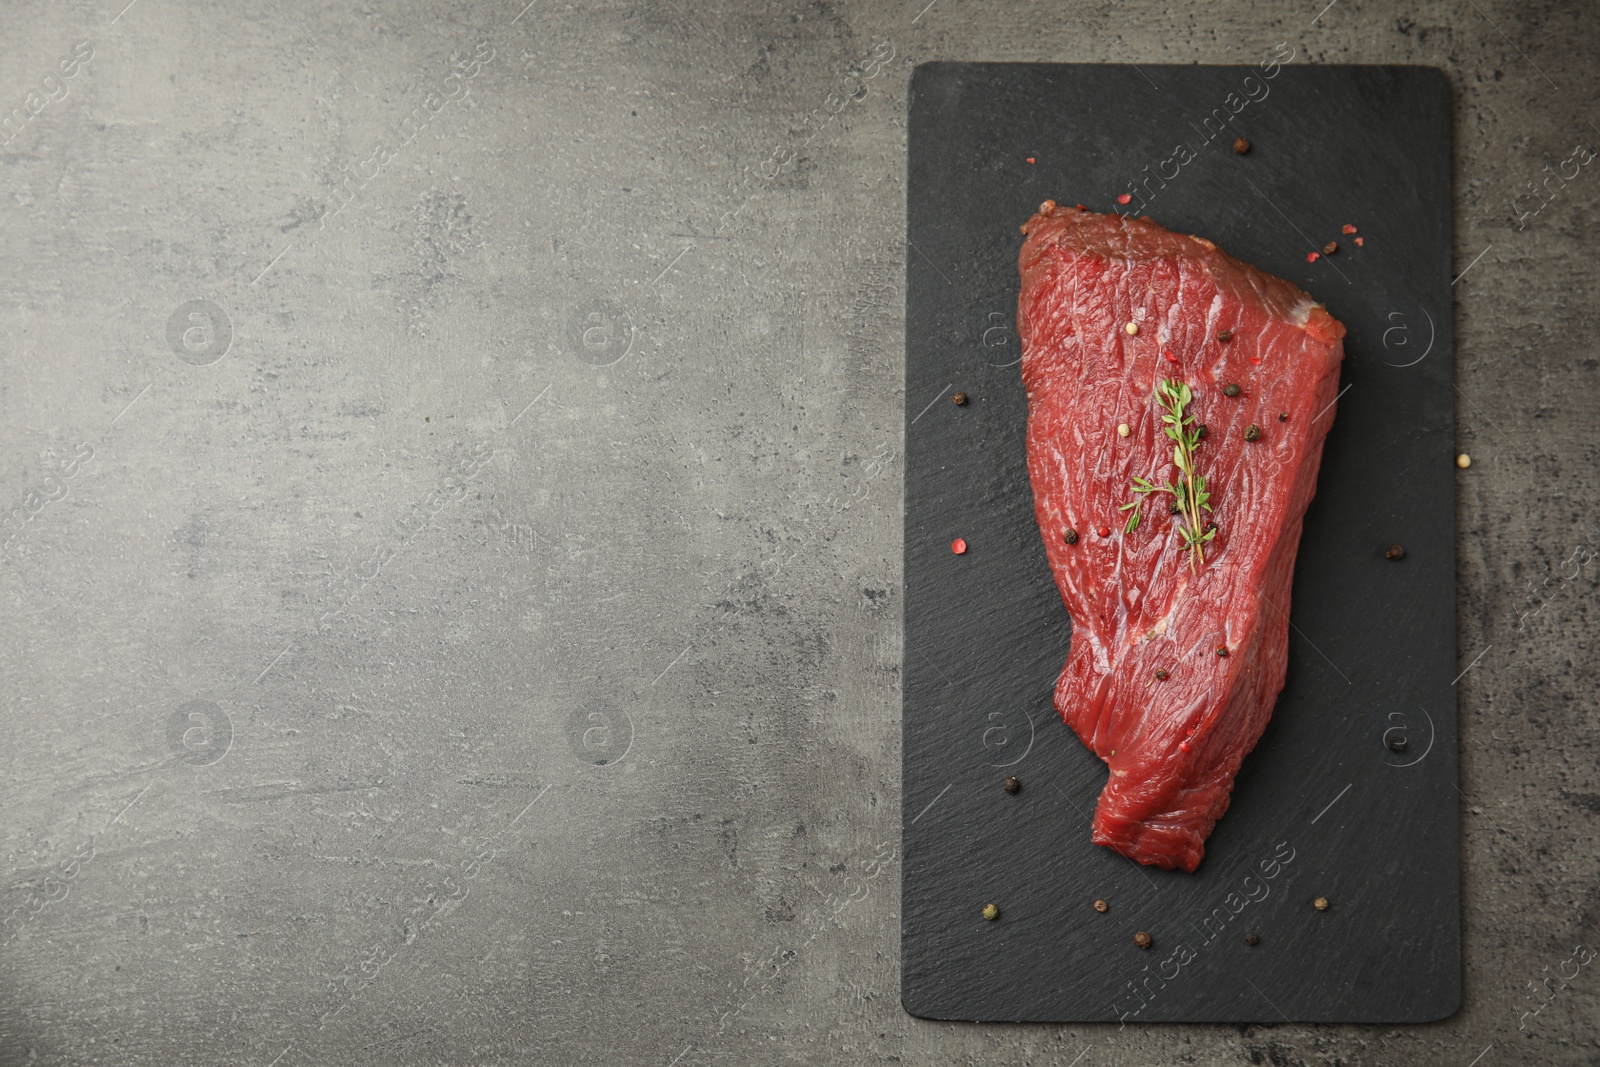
1155;668;1168;680
1216;646;1230;658
1385;544;1406;560
953;392;968;406
1223;383;1241;397
1244;424;1261;441
1134;931;1152;949
1244;932;1260;946
1218;328;1233;342
1003;776;1021;794
1063;528;1079;545
1232;137;1250;155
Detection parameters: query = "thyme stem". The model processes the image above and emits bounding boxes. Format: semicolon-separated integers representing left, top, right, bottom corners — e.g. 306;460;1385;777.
1119;378;1216;572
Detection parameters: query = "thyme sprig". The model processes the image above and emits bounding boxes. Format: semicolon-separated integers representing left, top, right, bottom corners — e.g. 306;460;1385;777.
1117;378;1215;572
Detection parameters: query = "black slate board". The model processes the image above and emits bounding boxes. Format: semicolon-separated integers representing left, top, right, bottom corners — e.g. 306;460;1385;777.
902;62;1457;1024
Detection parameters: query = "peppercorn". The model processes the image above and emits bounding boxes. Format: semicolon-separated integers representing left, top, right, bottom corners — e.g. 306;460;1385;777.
1278;411;1288;422
1097;525;1111;538
1170;501;1182;514
1313;897;1329;911
1384;544;1406;560
1233;137;1250;155
1094;899;1109;913
1223;383;1241;397
1457;453;1472;469
1063;528;1079;545
1196;423;1208;440
1124;322;1139;336
1155;668;1168;680
1216;646;1230;658
982;903;1000;921
1134;931;1152;949
1323;241;1338;256
1244;932;1260;946
1244;424;1261;441
1003;776;1020;794
1388;735;1408;753
1218;328;1233;343
1117;423;1130;438
953;392;968;406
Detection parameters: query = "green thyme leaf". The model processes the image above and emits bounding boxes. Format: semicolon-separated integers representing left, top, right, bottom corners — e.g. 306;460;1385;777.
1126;376;1219;571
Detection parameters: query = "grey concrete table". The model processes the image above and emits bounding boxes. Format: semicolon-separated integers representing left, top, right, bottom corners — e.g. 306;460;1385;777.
0;1;1595;1064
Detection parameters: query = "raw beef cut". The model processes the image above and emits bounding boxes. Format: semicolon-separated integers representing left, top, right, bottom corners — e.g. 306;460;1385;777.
1017;203;1346;873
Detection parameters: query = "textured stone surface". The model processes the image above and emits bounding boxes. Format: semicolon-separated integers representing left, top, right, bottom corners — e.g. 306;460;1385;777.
0;1;1595;1064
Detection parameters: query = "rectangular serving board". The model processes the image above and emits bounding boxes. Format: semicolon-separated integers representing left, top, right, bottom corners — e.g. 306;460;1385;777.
902;62;1457;1023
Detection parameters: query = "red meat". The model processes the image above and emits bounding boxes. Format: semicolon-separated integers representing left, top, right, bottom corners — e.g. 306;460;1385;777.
1017;203;1346;873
